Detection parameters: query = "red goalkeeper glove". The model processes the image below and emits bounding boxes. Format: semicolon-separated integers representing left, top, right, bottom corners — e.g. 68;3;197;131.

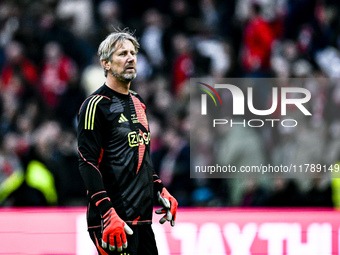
101;208;133;252
155;187;178;226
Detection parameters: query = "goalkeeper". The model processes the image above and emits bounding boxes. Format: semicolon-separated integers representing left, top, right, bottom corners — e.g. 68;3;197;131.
77;28;177;255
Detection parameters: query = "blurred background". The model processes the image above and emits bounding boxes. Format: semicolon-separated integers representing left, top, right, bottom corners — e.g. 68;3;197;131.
0;0;340;210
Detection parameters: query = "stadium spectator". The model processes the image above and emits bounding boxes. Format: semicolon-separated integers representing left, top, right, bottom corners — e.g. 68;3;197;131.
264;179;303;207
140;8;166;74
1;40;38;95
0;132;25;206
40;41;77;110
217;124;266;205
171;33;194;97
240;179;268;207
158;127;191;206
241;3;276;74
303;178;333;207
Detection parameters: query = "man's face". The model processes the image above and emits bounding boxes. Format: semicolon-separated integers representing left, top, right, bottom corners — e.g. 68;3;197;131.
109;40;137;83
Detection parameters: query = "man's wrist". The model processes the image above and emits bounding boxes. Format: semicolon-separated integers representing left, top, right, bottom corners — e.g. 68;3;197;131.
96;198;113;216
90;191;113;216
154;181;164;197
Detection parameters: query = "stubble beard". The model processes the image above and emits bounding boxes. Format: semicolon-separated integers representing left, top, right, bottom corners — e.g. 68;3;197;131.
110;69;137;83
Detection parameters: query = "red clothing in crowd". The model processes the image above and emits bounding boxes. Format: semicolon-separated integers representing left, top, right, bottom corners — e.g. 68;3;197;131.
1;59;39;88
41;55;76;108
242;16;276;72
172;53;193;97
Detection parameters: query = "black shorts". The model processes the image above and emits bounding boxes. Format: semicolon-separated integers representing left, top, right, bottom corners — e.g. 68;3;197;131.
89;224;158;255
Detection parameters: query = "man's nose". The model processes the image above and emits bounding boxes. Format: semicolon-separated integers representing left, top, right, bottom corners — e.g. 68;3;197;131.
127;53;135;62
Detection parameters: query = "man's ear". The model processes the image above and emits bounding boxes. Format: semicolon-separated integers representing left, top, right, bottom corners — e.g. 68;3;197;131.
101;59;111;70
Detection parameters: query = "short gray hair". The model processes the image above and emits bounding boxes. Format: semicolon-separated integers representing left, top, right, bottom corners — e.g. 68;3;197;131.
98;28;140;77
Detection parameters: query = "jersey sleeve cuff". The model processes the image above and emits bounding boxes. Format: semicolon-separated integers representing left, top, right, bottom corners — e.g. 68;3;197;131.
91;191;113;216
153;177;164;198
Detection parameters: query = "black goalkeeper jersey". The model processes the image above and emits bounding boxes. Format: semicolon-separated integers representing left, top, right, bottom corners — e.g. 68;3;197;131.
77;84;163;229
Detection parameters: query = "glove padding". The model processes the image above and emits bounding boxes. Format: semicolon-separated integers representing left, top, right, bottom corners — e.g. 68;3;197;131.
101;208;133;252
155;188;178;226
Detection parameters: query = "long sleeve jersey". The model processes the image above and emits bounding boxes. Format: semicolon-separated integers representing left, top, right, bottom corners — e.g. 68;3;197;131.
77;84;163;229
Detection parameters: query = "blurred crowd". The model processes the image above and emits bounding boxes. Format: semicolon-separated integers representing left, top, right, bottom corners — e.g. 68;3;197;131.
0;0;340;208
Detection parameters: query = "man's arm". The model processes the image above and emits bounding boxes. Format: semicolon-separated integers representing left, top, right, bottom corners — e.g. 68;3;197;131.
77;95;132;252
77;95;110;213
